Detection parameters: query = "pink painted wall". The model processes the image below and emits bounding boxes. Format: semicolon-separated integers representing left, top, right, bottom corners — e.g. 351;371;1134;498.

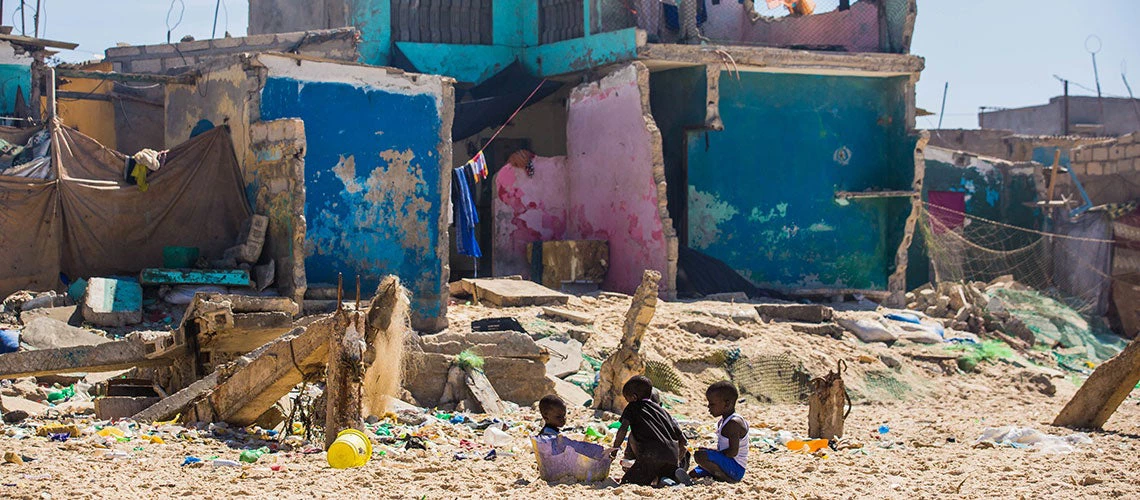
492;156;570;278
701;1;880;53
492;65;669;294
565;66;668;294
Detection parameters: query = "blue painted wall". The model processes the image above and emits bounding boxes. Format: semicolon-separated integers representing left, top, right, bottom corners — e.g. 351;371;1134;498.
260;76;445;325
0;64;31;115
686;72;913;290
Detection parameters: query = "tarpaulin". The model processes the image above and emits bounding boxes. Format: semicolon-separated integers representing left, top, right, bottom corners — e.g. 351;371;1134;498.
0;122;251;298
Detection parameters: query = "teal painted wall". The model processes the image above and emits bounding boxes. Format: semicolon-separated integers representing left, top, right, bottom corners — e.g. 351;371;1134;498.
686;72;913;291
0;64;31;115
649;66;708;238
347;0;638;83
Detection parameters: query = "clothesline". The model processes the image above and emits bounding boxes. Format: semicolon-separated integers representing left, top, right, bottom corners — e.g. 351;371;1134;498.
459;77;549;178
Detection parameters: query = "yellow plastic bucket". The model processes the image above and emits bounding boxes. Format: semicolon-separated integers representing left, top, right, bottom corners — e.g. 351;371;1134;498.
327;429;373;469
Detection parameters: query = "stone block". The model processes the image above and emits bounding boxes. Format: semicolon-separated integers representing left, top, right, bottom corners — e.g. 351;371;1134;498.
1119;133;1136;145
549;375;592;407
1104;161;1118;175
1135;158;1140;173
81;278;142;327
1093;147;1109;161
244;33;278;47
1087;162;1104;176
1071;148;1085;163
1110;145;1125;160
531;240;608;290
131;58;162;74
483;357;553;406
756;303;834;323
678;319;748;340
1069;162;1087;177
112;62;124;73
1127;145;1140;158
177;40;211;52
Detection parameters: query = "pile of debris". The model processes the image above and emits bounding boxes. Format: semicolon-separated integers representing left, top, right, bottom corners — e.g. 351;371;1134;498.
904;277;1036;348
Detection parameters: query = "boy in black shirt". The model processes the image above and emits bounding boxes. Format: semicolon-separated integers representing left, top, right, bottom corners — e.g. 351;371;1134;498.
610;376;688;486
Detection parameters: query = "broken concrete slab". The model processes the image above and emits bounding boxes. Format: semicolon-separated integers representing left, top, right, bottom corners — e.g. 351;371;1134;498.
595;270;659;413
528;240;608;291
196;312;294;353
540;307;595;325
1053;337;1140;430
419;330;549;360
96;396;161;420
465;368;509;415
81;278;142;327
1;395;47;420
20;317;112;350
704;292;749;302
405;351;553;408
132;372;219;423
678;319;748;340
19;305;79;326
756;303;834;323
566;327;593;345
709;307;762;324
20;292;72;312
536;337;584;378
139;269;251;287
457;278;570;307
0;331;173;379
790;322;844;339
549;375;592;408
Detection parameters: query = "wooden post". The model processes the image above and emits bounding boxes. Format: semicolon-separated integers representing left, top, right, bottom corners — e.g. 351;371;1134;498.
1053;337;1140;430
1046;149;1061;203
807;361;849;439
324;311;366;449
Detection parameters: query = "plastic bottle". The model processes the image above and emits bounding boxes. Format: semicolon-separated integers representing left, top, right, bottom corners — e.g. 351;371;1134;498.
584;425;606;442
482;426;511;447
213;459;242;467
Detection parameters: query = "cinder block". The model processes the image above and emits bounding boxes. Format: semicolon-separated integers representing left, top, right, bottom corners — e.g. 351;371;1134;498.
81;278;142;327
1134;158;1140;172
1104;161;1118;175
1110;146;1125;160
1071;148;1085;163
1120;133;1136;145
95;396;161;420
1093;147;1109;161
1126;145;1140;158
211;36;245;49
105;45;141;58
131;58;162;74
1086;162;1104;176
177;40;211;52
112;62;124;73
1069;162;1087;177
145;43;177;55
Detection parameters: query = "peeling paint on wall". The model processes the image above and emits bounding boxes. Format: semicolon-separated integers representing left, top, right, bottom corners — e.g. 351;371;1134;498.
257;55;452;331
688;186;739;250
492;156;570;278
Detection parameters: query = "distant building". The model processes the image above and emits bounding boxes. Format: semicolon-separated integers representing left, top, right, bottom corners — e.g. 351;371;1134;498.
979;96;1140;137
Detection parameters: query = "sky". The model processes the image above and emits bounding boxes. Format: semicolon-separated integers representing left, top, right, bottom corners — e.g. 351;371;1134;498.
21;0;1140;131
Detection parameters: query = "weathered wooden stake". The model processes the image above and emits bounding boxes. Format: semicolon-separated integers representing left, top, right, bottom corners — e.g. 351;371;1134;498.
1053;337;1140;430
324;311;366;449
808;360;850;439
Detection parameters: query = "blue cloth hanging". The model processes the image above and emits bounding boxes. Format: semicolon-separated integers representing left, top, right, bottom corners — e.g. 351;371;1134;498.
453;166;482;258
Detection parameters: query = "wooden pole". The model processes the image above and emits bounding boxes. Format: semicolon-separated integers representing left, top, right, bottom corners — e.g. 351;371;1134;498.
45;66;55;121
1046;149;1061;202
324;311;365;449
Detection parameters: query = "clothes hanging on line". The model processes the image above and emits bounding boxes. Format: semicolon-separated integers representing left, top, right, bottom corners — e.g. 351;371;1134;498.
452;166;482;258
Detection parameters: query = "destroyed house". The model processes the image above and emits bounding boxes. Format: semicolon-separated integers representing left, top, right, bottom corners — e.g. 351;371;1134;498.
66;0;924;332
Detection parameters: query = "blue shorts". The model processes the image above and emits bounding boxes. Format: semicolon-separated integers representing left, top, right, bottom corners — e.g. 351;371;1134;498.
693;450;745;482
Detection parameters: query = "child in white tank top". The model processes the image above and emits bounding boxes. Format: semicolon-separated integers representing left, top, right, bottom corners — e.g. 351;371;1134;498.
689;381;748;483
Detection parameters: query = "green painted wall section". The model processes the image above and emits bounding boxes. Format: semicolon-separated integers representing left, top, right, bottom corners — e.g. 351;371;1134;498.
395;43;517;84
519;29;640;80
686;72;914;291
0;64;31;115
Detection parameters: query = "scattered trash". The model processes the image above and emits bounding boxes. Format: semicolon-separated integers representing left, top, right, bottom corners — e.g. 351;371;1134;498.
3;451;25;465
181;457;202;466
212;459;242;467
975;426;1092;454
483;424;512;448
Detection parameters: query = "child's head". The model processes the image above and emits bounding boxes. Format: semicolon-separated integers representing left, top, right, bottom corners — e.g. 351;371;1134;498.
622;376;654;403
705;381;739;417
539;394;567;428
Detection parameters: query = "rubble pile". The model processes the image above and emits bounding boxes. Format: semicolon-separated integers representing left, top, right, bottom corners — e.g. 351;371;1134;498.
904;277;1035;346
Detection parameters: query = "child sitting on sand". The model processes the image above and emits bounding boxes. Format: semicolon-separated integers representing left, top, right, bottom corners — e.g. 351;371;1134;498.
690;381;749;483
538;395;566;436
622;389;688;472
609;376;688;486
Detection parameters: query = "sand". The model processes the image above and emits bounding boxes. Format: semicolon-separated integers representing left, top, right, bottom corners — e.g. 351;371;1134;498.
2;295;1139;499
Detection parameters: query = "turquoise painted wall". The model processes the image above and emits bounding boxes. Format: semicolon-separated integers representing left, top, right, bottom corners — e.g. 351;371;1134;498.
259;76;445;327
686;72;913;291
348;0;639;83
0;64;31;115
649;66;708;238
